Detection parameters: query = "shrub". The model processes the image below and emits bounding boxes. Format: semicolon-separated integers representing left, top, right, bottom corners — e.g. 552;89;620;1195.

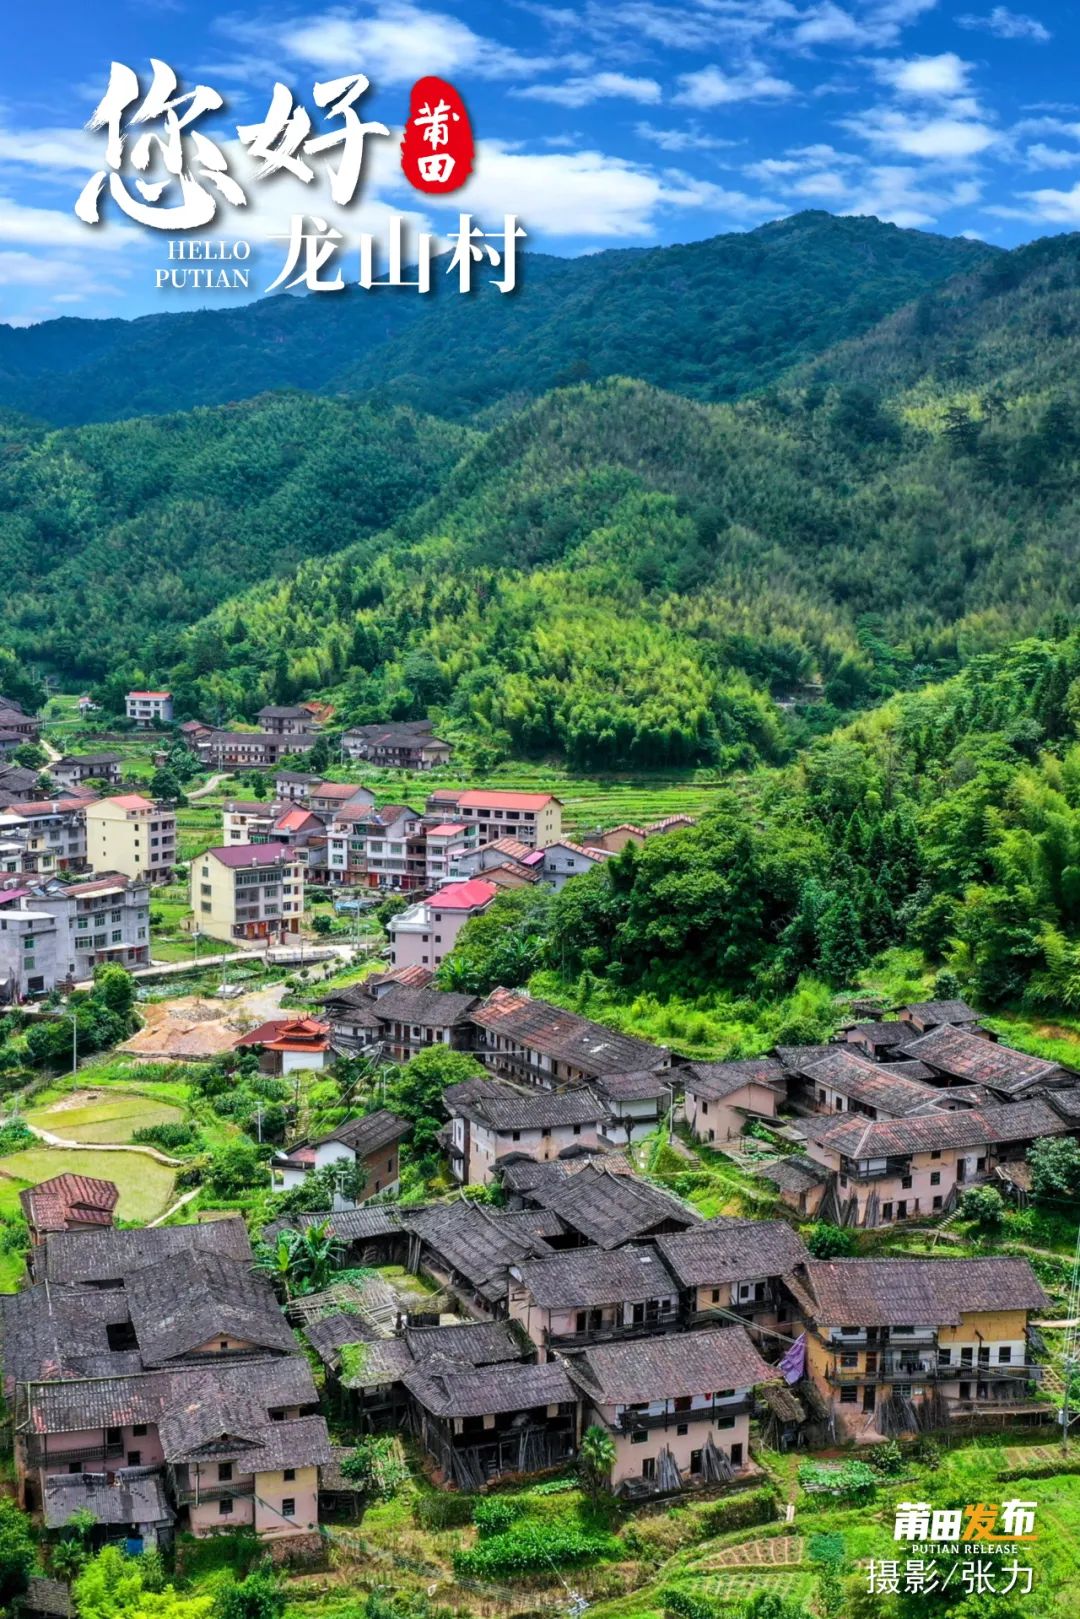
663;1590;720;1619
698;1486;777;1534
472;1496;525;1537
867;1440;904;1475
911;1434;941;1468
958;1184;1005;1229
0;1120;34;1158
132;1121;200;1152
412;1493;474;1530
339;1436;410;1500
799;1460;877;1500
453;1522;619;1577
803;1222;855;1259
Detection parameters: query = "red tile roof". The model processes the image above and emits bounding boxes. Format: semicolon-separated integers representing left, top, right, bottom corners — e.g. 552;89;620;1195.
100;794;155;811
426;879;498;910
235;1017;330;1052
127;691;170;698
433;790;561;810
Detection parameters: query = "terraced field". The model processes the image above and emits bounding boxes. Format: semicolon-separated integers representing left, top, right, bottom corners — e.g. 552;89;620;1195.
24;1089;185;1144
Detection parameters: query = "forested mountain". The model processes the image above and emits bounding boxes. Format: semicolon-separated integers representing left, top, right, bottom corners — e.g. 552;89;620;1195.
0;212;989;426
0;394;472;676
5;213;1080;774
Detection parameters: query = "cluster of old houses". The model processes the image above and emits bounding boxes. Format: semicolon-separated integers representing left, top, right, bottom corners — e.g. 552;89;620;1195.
183;710;451;772
2;1177;330;1554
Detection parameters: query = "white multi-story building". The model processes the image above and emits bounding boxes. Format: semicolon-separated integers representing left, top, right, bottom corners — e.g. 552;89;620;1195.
125;691;173;727
0;872;150;997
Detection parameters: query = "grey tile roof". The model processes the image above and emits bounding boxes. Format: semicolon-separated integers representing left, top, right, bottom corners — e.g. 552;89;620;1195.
472;988;670;1076
124;1252;297;1365
310;1108;410;1155
43;1469;173;1529
303;1310;382;1368
404;1202;561;1302
403;1320;523;1366
509;1161;701;1249
19;1577;73;1618
40;1217;252;1286
404;1359;576;1419
803;1257;1050;1326
592;1070;672;1103
757;1156;830;1193
896;1025;1065;1091
513;1245;680;1309
843;1021;919;1047
655;1219;809;1288
801;1096;1068;1159
24;1354;318;1446
444;1078;608;1131
901;1000;980;1025
0;1285;138;1387
799;1050;944;1117
263;1206;404;1245
337;1339;415;1388
683;1059;784;1100
568;1326;771;1404
368;984;479;1027
774;1044;837;1071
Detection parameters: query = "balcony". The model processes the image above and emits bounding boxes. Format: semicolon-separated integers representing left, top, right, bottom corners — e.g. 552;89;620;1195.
615;1398;752;1433
546;1314;680;1349
175;1481;255;1505
829;1359;1045;1386
28;1441;124;1466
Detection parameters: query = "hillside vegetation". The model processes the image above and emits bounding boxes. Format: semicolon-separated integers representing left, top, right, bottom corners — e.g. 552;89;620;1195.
0;212;989;426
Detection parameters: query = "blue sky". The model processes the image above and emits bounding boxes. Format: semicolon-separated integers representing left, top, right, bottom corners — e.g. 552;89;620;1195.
1;0;1078;324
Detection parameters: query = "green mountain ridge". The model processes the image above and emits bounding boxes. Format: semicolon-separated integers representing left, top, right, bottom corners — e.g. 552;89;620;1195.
0;211;990;426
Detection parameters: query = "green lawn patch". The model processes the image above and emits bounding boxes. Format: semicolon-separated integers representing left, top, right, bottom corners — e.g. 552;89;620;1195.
0;1146;175;1224
24;1092;185;1144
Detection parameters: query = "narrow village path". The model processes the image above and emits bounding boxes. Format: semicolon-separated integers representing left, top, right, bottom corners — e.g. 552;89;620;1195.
187;771;230;799
20;1122;184;1166
148;1187;200;1226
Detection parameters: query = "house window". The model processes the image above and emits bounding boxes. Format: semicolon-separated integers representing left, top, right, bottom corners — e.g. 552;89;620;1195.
219;1499;233;1517
901;1175;913;1190
930;1171;941;1186
716;1415;736;1430
641;1458;655;1481
127;1451;141;1467
283;1468;296;1481
933;1196;943;1210
840;1387;858;1404
630;1430;648;1445
998;1347;1012;1364
219;1340;229;1351
68;1462;82;1475
840;1353;858;1368
676;1423;689;1436
711;1289;720;1304
132;1425;147;1437
931;1150;941;1160
282;1498;296;1518
106;1427;121;1444
882;1202;893;1220
219;1462;233;1482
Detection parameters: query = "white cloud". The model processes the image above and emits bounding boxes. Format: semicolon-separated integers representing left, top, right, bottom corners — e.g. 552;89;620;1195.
843;106;999;159
521;73;662;108
674;61;796;108
791;0;939;49
0;195;140;250
415;141;779;237
632;122;739;153
0;124;101;176
1019;180;1080;221
957;8;1051;42
219;3;551;86
875;53;973;98
1025;142;1080;167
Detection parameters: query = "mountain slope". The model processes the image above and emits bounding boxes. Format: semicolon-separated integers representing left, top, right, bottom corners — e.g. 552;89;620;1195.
0;213;991;427
0;393;473;677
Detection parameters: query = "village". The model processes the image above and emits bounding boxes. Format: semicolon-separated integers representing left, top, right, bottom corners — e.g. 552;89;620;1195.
0;685;1078;1614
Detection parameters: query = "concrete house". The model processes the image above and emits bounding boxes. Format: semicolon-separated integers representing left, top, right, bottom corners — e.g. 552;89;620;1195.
235;1017;332;1075
0;872;150;996
683;1058;785;1143
388;878;498;970
192;843;304;944
85;795;175;885
592;1070;673;1144
537;841;612;890
308;781;376;817
343;721;452;771
565;1328;771;1494
258;705;324;736
442;1077;610;1185
798;1257;1051;1438
425;789;563;849
125;691;173;727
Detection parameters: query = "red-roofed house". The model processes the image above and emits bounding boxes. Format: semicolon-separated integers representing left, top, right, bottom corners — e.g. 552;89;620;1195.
388;879;498;970
235;1017;332;1074
425;790;562;848
21;1173;119;1253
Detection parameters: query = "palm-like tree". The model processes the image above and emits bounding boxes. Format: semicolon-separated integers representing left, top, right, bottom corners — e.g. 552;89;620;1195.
579;1423;616;1500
